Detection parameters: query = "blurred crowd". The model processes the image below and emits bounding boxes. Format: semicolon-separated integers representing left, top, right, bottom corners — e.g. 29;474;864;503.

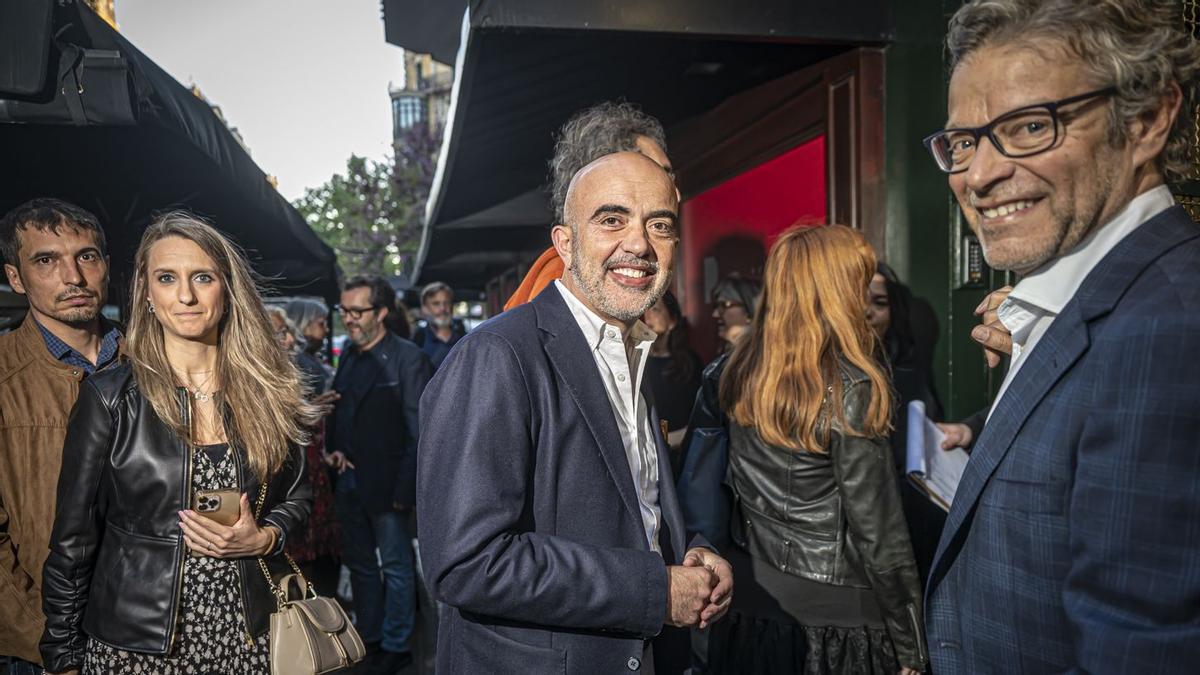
3;2;1200;675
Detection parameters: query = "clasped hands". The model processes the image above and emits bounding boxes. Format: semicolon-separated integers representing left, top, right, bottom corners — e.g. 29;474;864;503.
178;493;276;558
667;547;733;629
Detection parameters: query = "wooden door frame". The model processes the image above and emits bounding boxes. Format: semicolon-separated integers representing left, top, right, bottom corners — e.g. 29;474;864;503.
670;46;888;252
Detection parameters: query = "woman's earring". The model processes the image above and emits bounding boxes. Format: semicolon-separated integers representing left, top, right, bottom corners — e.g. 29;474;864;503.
148;302;156;314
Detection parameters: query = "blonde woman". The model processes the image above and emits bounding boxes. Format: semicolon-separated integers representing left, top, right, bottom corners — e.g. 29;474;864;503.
40;212;319;675
697;225;926;674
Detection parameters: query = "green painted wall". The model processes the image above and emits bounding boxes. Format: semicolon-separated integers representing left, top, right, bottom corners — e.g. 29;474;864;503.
883;0;1007;420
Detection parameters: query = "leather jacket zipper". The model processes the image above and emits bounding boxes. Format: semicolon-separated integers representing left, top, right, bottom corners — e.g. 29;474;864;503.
166;390;194;656
233;451;256;648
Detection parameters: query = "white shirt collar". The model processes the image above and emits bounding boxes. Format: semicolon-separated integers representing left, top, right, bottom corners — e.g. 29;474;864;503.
1006;184;1174;315
554;280;657;350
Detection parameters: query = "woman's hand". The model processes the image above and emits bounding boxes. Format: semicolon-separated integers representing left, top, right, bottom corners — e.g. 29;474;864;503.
324;450;354;473
179;494;275;558
899;668;922;675
935;422;974;450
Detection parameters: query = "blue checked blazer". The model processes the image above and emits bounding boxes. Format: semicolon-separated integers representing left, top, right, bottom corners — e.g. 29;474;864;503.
926;205;1200;674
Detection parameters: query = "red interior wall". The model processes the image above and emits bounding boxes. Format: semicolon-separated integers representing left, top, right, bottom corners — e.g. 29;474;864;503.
680;135;827;361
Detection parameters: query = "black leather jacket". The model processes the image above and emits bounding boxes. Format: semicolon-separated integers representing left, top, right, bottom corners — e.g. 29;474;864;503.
697;356;927;670
40;363;311;673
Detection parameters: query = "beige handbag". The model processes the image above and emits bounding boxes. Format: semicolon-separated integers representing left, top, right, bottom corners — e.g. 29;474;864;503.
255;490;366;674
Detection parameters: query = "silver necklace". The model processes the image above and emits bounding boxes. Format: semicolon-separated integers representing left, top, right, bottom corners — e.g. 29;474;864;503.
177;369;217;402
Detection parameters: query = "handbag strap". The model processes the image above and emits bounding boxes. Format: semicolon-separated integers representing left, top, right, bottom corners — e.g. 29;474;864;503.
252;481;312;607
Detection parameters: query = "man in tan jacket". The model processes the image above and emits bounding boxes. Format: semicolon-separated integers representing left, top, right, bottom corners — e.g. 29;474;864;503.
0;199;119;674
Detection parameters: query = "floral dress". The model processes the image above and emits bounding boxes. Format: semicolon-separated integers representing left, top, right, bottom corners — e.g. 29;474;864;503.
83;444;270;674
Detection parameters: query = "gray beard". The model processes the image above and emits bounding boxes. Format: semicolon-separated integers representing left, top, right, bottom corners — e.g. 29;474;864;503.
570;241;664;322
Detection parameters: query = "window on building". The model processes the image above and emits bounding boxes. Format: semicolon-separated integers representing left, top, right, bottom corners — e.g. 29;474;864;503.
393;94;425;135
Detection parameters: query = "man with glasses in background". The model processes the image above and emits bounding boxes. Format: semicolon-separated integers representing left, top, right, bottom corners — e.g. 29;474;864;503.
328;275;432;674
921;1;1200;672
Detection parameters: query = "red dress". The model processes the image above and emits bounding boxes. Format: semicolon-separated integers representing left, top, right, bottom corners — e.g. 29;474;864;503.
285;422;341;562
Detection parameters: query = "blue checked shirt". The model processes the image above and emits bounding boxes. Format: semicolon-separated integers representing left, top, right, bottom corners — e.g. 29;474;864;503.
35;317;121;375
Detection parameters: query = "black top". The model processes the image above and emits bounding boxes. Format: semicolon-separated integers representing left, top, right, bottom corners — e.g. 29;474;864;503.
331;346;380;456
197;442;229;466
643;351;703;432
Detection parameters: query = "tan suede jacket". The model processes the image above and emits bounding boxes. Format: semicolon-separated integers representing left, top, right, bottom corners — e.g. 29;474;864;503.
0;316;105;664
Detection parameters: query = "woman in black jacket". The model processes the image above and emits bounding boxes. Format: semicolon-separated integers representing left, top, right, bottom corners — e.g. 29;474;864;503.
688;225;926;674
40;212;320;675
868;262;947;585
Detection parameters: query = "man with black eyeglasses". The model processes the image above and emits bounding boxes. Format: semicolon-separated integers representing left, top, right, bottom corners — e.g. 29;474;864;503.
921;2;1200;673
327;275;432;674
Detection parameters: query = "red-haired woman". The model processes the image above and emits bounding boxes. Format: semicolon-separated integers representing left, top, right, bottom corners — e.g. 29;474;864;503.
695;225;927;674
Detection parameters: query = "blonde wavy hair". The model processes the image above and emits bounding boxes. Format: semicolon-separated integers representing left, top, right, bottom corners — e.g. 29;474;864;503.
719;225;892;453
126;211;321;481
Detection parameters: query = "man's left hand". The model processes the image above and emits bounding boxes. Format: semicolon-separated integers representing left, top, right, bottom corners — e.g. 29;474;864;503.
682;547;733;628
972;286;1014;368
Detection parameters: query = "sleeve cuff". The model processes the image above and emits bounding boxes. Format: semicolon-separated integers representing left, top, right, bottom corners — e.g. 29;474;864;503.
262;519;287;556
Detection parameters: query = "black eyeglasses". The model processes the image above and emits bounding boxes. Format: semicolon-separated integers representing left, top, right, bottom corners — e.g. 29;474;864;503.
922;86;1117;174
336;305;379;320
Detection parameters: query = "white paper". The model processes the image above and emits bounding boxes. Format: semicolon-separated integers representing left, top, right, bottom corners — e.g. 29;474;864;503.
905;401;970;512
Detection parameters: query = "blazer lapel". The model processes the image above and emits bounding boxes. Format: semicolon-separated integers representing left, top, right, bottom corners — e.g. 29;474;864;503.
928;306;1090;591
535;288;644;533
928;205;1200;594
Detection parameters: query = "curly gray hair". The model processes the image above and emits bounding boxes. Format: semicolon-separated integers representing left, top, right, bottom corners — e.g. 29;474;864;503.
547;101;669;223
947;0;1200;182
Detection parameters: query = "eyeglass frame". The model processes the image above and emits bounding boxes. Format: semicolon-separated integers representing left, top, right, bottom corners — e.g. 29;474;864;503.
921;86;1118;174
336;304;381;320
713;298;746;310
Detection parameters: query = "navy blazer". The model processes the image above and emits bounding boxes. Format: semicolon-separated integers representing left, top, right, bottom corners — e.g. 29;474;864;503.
417;286;696;674
926;205;1200;673
329;332;432;513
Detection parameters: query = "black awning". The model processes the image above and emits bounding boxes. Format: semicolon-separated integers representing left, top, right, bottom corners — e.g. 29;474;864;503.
382;0;466;66
382;0;889;292
0;0;339;305
382;0;890;66
394;13;860;291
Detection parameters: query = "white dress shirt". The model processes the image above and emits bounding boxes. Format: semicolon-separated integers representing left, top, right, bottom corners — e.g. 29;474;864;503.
989;185;1175;418
555;281;662;554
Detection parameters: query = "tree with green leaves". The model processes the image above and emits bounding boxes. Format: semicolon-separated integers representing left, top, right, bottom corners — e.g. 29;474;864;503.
295;122;440;278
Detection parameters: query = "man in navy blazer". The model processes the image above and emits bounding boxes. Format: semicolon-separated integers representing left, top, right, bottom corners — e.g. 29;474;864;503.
418;152;732;674
921;2;1200;672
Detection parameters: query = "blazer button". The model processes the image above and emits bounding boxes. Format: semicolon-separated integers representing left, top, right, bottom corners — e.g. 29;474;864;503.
626;656;641;670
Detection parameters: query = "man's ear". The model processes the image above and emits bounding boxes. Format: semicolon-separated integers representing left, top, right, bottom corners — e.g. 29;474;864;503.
1129;80;1182;172
4;263;25;295
376;304;390;323
551;224;573;271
